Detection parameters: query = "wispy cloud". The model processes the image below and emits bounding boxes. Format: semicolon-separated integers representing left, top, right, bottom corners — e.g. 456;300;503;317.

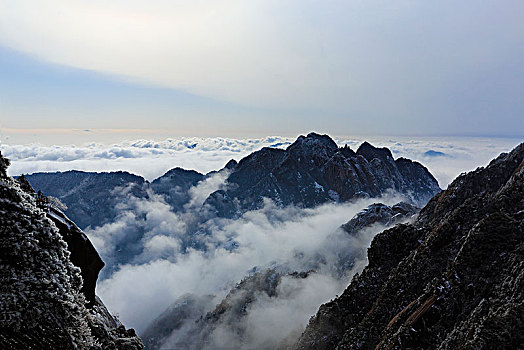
1;1;523;135
93;193;404;333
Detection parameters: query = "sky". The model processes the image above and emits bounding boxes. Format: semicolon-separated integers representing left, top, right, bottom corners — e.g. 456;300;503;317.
0;0;523;138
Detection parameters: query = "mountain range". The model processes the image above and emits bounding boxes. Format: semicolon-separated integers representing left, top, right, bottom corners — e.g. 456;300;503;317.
2;134;522;349
24;133;440;230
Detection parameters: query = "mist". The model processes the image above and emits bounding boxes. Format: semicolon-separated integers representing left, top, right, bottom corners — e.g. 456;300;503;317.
87;175;405;343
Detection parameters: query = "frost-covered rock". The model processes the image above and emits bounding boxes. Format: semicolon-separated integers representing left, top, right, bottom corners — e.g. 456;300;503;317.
0;151;143;349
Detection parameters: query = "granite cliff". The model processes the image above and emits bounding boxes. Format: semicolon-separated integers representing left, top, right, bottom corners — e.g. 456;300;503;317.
293;143;524;349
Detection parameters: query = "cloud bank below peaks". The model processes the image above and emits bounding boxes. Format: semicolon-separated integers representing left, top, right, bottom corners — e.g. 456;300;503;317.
92;190;406;333
3;135;521;187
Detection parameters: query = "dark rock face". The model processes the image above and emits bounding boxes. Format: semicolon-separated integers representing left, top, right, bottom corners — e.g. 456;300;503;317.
45;206;104;306
24;170;148;229
150;167;205;211
205;133;440;218
293;143;524;349
0;152;143;349
341;202;419;234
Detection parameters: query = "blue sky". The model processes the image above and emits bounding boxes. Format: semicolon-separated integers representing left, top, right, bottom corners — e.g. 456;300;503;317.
1;0;523;140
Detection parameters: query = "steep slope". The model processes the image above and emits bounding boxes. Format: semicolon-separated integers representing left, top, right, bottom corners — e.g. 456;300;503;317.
0;152;143;349
294;143;524;349
205;133;440;218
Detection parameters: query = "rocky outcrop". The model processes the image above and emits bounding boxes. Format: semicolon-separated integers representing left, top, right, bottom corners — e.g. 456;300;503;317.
0;152;143;349
293;143;524;349
205;133;440;218
341;202;419;234
150;167;205;211
24;170;148;229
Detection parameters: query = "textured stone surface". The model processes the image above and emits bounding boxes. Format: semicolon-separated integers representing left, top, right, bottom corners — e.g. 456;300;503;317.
0;151;143;350
293;143;524;350
205;133;440;218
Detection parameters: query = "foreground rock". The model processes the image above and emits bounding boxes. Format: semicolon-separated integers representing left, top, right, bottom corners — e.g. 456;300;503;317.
0;152;143;349
293;143;524;349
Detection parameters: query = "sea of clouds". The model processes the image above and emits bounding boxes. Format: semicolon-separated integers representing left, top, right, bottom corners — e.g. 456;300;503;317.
3;135;521;187
2;135;522;347
92;187;403;339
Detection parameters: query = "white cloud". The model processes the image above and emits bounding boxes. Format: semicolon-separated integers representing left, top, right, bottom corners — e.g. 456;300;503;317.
186;170;231;209
93;193;403;333
2;136;294;180
3;135;520;187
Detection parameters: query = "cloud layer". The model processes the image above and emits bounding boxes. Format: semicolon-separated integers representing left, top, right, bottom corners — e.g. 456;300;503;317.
3;135;521;187
92;192;403;333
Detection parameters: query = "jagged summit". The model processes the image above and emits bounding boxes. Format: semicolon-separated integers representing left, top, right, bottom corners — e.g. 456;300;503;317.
205;133;440;216
293;142;524;349
25;134;441;228
287;132;339;153
356;141;394;161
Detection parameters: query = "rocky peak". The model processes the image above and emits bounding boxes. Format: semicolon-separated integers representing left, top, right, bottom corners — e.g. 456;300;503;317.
224;159;238;170
341;202;419;234
203;134;440;217
293;142;524;350
159;167;203;179
356;141;394;161
286;132;338;159
337;144;357;158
